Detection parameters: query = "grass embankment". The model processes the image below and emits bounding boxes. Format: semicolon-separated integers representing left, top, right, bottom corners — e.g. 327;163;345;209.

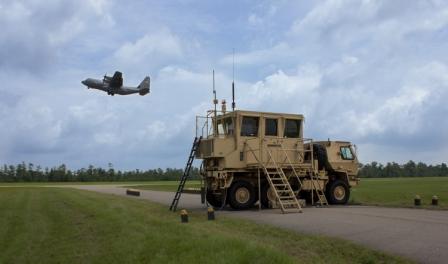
0;188;410;264
350;177;448;209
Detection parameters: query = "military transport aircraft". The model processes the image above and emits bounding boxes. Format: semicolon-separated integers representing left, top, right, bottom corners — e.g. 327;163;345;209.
81;71;150;96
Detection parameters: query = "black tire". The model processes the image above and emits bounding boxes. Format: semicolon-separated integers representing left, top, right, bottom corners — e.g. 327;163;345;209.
228;180;256;210
261;182;285;208
325;180;350;205
206;191;224;208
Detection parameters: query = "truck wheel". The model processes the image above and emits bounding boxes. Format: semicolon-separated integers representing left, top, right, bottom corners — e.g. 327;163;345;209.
260;183;277;208
206;191;223;208
326;180;350;205
228;180;256;210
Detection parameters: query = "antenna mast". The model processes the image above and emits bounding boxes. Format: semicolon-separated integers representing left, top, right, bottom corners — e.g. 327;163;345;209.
213;70;218;135
232;49;236;112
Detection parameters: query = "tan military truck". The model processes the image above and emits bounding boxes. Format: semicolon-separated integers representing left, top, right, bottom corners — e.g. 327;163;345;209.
195;107;359;213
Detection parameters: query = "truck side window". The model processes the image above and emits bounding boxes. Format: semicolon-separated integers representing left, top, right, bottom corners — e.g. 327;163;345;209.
241;116;259;137
284;119;301;138
217;123;225;135
340;146;354;160
265;118;278;136
225;118;234;135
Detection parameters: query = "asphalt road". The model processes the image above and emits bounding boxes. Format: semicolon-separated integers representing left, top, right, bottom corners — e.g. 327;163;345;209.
74;185;448;264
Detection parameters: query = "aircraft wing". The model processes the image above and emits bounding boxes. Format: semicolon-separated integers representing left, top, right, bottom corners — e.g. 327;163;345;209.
109;71;123;88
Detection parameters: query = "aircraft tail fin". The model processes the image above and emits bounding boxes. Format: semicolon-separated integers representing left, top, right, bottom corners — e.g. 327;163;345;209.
138;76;150;96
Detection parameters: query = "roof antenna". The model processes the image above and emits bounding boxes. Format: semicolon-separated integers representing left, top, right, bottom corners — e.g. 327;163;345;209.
213;69;218;107
232;48;236;112
213;70;218;134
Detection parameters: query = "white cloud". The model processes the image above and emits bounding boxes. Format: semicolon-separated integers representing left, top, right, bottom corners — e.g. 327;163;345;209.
220;43;291;66
113;30;182;67
1;0;448;168
290;0;448;47
248;13;263;27
350;86;429;136
244;65;321;105
0;0;115;73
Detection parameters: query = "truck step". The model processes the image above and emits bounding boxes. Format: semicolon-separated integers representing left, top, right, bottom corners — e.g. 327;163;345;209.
279;195;295;199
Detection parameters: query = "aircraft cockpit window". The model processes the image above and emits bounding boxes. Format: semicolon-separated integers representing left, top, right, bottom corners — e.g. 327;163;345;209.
241;116;259;137
340;146;354;160
284;119;301;138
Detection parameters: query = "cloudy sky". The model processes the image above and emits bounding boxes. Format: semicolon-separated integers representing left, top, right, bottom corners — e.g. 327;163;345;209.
0;0;447;169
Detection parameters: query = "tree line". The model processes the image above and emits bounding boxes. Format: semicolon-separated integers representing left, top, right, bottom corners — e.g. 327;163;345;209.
358;161;448;178
0;160;447;182
0;163;200;182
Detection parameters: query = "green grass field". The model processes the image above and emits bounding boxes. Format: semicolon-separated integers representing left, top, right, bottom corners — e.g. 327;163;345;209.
350;177;448;209
0;181;169;186
0;187;410;264
132;177;448;210
130;181;201;192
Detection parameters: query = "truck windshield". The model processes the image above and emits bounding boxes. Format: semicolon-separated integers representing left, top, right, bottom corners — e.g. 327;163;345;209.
340;146;354;160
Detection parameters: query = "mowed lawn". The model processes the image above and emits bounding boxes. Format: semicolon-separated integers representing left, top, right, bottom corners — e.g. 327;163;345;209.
350;177;448;209
0;188;410;264
131;181;201;192
133;177;448;210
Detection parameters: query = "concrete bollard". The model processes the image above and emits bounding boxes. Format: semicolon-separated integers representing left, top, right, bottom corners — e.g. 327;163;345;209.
207;207;215;221
432;195;439;206
414;195;421;206
180;209;188;223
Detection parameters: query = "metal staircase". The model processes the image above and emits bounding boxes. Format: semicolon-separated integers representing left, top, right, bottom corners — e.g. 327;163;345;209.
264;168;303;213
245;139;330;212
246;141;302;213
169;137;201;211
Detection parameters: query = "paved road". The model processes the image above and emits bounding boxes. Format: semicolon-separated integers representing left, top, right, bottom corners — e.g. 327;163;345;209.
73;185;448;264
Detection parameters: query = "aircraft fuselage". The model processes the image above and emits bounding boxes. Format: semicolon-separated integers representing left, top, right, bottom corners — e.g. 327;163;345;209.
81;78;148;95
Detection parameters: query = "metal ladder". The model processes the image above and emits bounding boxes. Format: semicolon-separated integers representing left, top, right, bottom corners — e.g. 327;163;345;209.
310;172;328;206
169;137;201;211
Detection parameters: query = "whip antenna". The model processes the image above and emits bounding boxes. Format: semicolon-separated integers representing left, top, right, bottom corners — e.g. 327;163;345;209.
213;70;218;135
232;49;236;112
213;69;217;103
